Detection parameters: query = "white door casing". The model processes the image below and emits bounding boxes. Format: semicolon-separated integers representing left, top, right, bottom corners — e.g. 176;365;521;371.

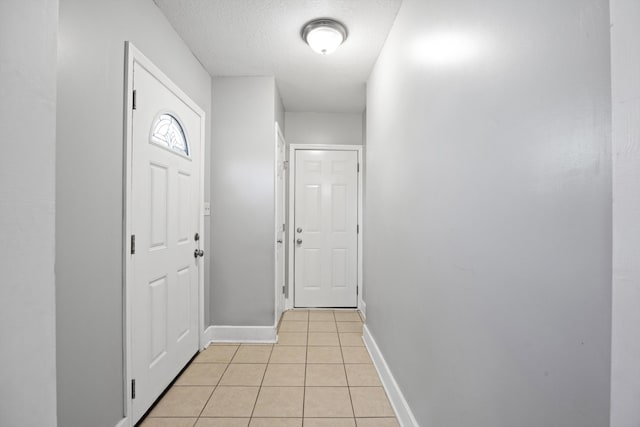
275;123;286;324
293;149;359;308
124;43;205;425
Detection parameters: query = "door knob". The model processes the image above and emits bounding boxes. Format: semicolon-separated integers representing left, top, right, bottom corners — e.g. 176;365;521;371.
297;227;303;233
296;239;303;245
277;239;283;243
194;249;204;258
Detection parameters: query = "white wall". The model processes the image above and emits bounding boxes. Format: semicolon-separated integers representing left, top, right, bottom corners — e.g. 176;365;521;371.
364;0;611;426
210;77;278;326
611;1;640;426
56;1;211;425
285;112;363;145
0;1;58;425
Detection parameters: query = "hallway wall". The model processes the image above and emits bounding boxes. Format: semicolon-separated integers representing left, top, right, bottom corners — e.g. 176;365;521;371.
285;112;363;145
56;1;211;426
611;0;640;426
364;0;612;426
210;77;281;326
0;0;58;425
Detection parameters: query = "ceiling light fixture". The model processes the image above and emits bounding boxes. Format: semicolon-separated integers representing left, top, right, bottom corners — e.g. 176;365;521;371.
301;18;348;55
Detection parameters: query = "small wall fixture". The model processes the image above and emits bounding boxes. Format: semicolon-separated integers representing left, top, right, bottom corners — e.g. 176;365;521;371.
301;18;348;55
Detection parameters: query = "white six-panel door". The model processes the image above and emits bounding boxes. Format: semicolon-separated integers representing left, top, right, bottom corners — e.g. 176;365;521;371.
294;150;358;307
130;61;202;423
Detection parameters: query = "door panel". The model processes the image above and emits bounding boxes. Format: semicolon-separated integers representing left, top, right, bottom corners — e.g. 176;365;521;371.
332;185;347;231
149;276;168;366
304;185;321;231
131;62;201;423
175;266;191;341
149;163;168;249
303;249;322;288
294;150;358;308
332;249;348;287
177;172;191;243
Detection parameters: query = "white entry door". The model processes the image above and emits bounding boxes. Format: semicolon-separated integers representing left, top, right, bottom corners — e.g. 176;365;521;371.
294;150;358;307
130;61;202;423
275;125;286;322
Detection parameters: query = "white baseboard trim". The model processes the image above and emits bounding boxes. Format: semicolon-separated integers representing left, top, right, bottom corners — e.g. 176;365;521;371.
204;325;277;344
114;417;129;427
363;325;419;427
359;300;367;319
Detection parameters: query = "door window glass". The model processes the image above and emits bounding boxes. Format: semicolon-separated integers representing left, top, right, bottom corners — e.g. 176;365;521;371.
150;113;190;157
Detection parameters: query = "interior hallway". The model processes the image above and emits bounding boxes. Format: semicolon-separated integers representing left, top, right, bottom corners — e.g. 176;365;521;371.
4;0;640;426
140;310;397;427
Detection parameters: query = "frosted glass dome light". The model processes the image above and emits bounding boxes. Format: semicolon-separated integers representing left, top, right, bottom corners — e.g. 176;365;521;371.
302;19;348;55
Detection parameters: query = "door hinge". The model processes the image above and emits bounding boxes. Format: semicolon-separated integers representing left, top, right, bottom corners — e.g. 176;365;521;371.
357;225;359;234
132;90;137;110
131;379;136;399
357;163;360;173
282;223;286;232
282;285;285;294
283;160;289;170
131;235;136;254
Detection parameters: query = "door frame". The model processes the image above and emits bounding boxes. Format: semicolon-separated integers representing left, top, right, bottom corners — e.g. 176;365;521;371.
286;144;364;311
122;42;206;426
274;122;286;326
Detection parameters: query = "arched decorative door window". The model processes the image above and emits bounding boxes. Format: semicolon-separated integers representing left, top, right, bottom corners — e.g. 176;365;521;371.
150;113;190;157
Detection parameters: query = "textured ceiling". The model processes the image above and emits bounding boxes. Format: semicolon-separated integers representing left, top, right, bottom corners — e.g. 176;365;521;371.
154;0;402;113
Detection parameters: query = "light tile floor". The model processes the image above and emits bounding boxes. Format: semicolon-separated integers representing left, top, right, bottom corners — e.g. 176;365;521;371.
140;310;399;427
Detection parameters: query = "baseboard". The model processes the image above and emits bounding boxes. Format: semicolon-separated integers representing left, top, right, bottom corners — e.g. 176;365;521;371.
363;325;419;427
204;325;277;344
359;300;367;319
114;417;129;427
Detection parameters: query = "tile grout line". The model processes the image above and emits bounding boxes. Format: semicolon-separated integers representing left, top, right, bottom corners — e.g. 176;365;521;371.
338;321;358;424
302;310;309;423
249;342;275;422
195;344;241;421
